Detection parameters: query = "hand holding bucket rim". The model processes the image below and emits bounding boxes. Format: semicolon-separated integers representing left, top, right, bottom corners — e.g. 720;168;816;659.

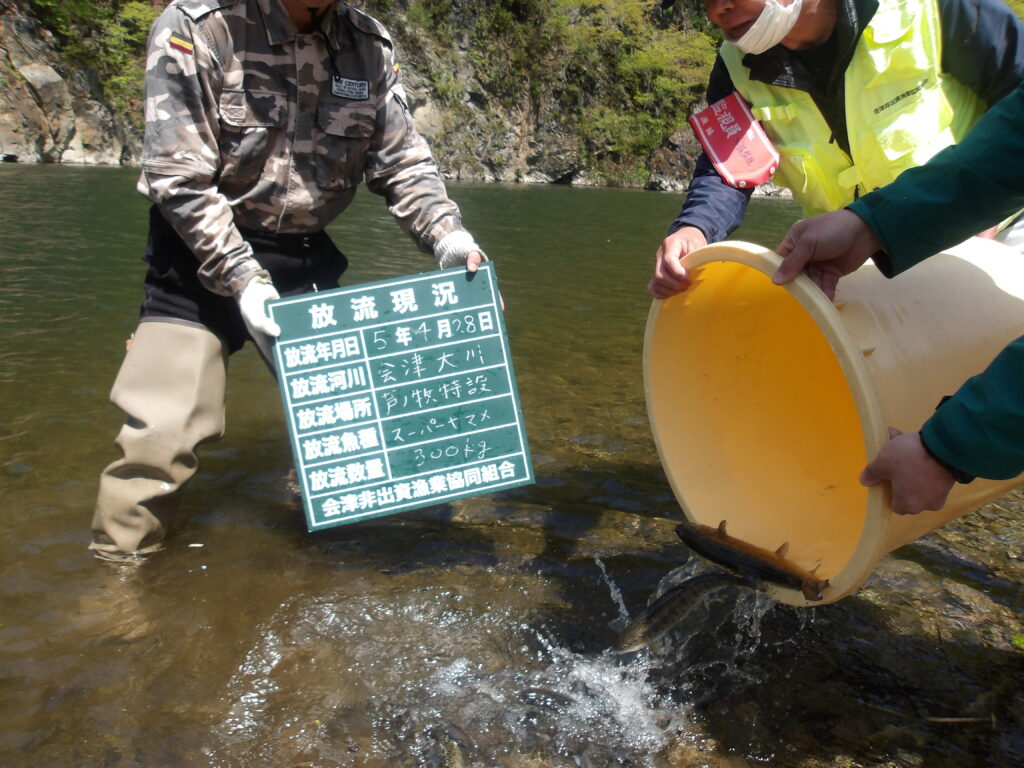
772;209;882;299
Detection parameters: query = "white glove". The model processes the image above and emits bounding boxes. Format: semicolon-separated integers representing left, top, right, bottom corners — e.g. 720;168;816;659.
435;230;487;269
238;277;281;360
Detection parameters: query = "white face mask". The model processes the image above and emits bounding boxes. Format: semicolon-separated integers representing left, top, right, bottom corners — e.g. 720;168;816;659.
734;0;804;55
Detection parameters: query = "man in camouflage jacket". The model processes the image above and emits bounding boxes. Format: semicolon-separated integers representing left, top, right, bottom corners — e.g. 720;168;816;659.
91;0;488;562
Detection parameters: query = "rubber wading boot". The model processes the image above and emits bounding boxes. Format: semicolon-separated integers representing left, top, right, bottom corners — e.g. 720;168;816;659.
90;320;228;562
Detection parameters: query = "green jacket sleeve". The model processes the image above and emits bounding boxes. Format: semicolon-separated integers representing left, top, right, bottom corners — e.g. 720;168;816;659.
920;336;1024;480
849;79;1024;274
847;81;1024;481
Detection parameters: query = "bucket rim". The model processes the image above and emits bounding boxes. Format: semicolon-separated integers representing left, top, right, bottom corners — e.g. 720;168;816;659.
642;240;891;606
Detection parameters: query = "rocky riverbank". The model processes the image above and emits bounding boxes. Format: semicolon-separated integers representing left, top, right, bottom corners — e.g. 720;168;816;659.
0;1;139;165
0;0;793;198
0;1;682;187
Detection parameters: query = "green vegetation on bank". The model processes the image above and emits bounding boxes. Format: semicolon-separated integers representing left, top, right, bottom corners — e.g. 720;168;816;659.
19;1;1024;182
27;0;160;126
24;0;717;182
375;0;718;183
555;0;717;181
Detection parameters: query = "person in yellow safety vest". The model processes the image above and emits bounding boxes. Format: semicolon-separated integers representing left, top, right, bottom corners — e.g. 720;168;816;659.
649;0;1024;299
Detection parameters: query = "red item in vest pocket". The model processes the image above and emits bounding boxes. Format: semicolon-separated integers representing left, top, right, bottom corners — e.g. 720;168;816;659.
689;93;779;189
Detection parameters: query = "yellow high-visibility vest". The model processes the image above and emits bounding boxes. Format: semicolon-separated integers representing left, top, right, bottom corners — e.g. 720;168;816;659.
720;0;986;215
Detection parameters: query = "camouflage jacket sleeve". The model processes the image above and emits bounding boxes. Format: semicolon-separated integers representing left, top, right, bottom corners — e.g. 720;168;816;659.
356;12;464;255
136;4;267;298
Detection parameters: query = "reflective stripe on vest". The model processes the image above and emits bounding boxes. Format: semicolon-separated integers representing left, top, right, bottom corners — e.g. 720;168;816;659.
720;0;986;216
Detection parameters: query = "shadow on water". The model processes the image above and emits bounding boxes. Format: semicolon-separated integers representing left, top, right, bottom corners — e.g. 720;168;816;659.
634;587;1024;767
888;506;1024;615
2;167;1023;768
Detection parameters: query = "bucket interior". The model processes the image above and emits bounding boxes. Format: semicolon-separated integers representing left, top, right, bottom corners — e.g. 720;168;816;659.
644;259;871;603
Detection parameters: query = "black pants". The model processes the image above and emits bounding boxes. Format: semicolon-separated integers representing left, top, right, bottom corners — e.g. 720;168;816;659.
139;205;348;353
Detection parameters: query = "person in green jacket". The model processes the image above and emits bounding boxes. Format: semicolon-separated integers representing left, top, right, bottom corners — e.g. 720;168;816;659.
771;79;1024;516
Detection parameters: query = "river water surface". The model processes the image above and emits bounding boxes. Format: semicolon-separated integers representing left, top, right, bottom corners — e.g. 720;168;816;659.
1;166;1022;767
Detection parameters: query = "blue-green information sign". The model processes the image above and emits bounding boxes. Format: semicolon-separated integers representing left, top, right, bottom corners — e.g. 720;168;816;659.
268;264;533;531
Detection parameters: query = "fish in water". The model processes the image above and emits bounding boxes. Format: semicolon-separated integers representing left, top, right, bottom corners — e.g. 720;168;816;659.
676;519;830;601
615;570;750;653
518;686;576;710
424;725;470;768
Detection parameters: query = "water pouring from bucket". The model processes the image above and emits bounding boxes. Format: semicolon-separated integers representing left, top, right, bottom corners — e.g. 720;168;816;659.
643;239;1024;606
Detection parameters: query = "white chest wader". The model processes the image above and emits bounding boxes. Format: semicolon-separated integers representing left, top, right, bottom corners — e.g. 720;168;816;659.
90;319;228;561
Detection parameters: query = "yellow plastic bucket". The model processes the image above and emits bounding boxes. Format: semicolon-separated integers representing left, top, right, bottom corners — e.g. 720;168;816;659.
643;239;1024;606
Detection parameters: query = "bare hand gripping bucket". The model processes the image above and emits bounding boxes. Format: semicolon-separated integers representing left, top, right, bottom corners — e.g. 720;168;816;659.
643;239;1024;606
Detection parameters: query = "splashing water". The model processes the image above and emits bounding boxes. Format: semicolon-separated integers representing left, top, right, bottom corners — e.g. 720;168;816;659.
595;554;631;630
202;569;721;767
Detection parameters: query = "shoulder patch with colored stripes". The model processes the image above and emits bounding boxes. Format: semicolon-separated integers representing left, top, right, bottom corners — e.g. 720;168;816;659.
168;34;194;54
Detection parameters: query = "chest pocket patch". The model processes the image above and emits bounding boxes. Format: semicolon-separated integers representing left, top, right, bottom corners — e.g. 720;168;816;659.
220;88;288;127
219;89;287;181
319;101;376;138
315;101;377;190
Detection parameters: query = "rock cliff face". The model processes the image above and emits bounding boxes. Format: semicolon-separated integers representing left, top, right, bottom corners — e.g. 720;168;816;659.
383;18;703;192
0;1;140;164
400;64;702;192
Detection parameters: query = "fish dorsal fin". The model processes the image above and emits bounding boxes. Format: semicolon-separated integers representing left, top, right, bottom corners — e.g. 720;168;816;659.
775;541;790;558
717;520;728;536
